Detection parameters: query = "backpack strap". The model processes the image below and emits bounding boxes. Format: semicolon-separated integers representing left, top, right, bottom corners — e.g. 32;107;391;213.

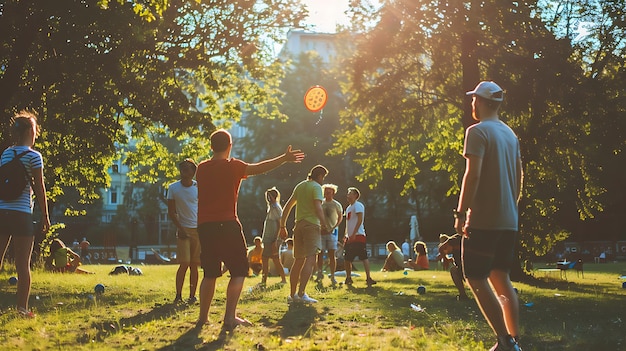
11;149;34;188
13;149;31;159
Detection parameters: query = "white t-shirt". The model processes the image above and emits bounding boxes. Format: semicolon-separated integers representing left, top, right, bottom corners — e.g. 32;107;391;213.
345;201;365;236
166;180;198;228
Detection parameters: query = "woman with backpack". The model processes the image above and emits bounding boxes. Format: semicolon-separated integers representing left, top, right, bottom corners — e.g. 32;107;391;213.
0;110;50;318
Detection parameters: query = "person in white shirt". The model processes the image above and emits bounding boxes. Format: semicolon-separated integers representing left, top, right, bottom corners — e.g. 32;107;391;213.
167;159;200;305
343;187;376;287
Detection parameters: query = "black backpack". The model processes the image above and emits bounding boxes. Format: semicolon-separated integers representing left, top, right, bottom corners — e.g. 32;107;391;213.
0;150;31;201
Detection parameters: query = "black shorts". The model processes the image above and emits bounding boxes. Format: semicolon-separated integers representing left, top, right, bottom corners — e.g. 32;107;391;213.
0;210;34;237
198;220;249;278
462;229;517;280
344;242;369;262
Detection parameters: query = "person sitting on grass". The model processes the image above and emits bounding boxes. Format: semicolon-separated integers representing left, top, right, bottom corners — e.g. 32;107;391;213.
280;238;295;273
436;234;469;301
381;241;405;272
406;241;429;270
45;238;94;274
247;236;263;276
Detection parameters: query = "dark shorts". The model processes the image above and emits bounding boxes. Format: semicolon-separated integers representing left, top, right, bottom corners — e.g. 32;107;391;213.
198;220;249;278
0;210;34;237
344;241;369;262
261;240;280;258
462;229;517;280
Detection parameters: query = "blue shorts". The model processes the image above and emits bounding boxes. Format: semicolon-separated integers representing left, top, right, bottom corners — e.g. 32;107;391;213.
462;229;517;280
198;221;248;278
320;228;338;251
0;210;34;237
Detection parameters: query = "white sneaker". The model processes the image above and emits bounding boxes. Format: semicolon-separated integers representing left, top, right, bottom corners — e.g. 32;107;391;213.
299;293;318;304
287;294;301;304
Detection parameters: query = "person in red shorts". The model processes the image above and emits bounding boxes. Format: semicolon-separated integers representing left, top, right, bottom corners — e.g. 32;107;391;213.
195;129;304;331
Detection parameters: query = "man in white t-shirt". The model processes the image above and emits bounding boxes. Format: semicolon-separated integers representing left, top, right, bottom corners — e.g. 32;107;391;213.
167;159;200;305
343;187;376;287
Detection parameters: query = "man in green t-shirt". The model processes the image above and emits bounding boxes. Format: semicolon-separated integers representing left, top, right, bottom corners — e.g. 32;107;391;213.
279;165;328;304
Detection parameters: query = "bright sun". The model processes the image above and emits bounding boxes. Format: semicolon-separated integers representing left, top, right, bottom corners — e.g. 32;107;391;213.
301;0;350;33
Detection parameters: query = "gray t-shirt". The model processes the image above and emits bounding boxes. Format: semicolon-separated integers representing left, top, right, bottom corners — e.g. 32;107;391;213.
322;199;343;230
464;119;521;231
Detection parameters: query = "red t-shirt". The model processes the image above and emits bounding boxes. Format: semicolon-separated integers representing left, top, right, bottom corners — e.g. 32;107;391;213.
196;158;248;224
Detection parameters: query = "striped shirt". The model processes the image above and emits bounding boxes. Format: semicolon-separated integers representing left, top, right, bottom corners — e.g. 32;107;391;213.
0;146;43;214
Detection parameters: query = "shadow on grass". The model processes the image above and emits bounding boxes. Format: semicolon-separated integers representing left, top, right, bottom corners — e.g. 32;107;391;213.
156;326;204;351
276;303;320;338
93;301;190;340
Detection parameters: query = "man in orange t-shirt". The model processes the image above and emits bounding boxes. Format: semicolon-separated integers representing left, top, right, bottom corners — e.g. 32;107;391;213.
195;129;304;331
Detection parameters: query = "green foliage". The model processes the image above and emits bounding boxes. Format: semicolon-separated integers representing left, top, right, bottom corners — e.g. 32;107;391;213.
333;1;626;254
0;0;307;212
37;223;68;264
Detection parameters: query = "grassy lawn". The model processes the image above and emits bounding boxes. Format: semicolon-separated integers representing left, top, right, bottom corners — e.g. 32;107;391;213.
1;260;625;350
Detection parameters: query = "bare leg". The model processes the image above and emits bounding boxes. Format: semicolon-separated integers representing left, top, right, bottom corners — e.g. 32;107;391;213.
297;255;316;295
223;276;248;326
345;259;353;281
290;257;305;297
328;249;336;280
272;256;287;283
197;276;216;326
189;263;199;298
13;236;34;311
466;276;509;337
261;256;269;283
175;263;189;298
489;270;520;338
0;235;11;271
316;251;323;277
451;266;468;298
362;259;373;279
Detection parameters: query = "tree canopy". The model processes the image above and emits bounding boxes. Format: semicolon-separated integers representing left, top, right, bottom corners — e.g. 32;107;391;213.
0;0;307;209
331;0;626;254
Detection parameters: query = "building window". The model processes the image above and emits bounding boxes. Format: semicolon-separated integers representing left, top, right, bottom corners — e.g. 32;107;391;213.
111;186;118;204
112;164;119;173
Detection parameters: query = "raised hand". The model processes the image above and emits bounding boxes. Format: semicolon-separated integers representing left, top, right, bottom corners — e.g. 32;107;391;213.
284;145;305;163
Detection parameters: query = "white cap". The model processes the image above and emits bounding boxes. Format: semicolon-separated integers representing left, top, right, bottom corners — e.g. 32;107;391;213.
466;81;504;101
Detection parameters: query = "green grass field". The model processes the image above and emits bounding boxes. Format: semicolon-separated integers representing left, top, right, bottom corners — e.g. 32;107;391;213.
1;260;625;350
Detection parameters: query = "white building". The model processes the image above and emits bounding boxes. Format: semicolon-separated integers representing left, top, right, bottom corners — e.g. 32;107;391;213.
279;29;339;64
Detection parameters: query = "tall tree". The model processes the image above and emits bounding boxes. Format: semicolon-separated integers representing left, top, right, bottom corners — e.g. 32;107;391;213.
0;0;307;210
336;0;626;256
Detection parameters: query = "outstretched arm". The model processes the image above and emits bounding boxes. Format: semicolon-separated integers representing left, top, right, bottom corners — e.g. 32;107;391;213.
245;146;305;177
